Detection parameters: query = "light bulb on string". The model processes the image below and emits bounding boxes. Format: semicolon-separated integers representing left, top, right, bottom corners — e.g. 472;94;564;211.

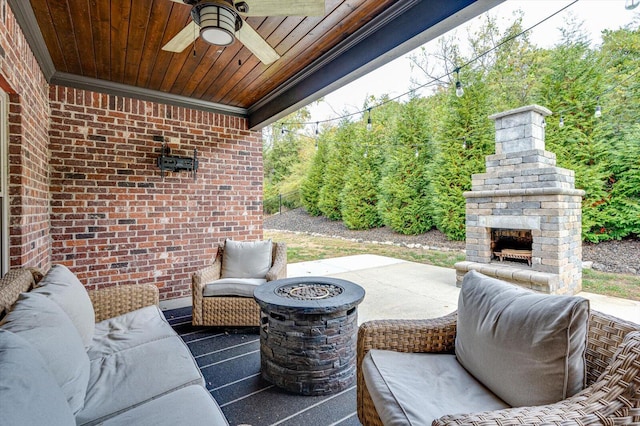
281;126;285;135
415;149;419;158
315;122;319;137
366;109;372;131
454;67;464;97
594;97;602;118
559;116;564;128
364;148;368;159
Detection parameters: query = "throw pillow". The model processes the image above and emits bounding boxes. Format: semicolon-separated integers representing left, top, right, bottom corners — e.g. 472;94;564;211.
455;270;589;407
32;264;95;347
221;239;273;279
0;329;75;425
0;292;91;414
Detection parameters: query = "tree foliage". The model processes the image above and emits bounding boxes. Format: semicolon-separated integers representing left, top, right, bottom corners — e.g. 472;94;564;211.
266;14;640;242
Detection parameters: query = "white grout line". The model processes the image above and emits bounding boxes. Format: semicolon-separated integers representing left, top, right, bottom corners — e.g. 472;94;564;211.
183;332;227;344
209;372;261;392
179;328;213;338
199;349;259;369
327;412;357;426
218;385;275;408
269;385;357;426
165;314;191;322
195;339;259;359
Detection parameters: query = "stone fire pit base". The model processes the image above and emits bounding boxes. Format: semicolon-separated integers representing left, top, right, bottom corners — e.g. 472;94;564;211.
254;277;365;396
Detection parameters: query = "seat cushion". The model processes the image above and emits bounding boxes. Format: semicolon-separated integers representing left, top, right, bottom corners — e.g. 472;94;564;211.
221;239;272;279
203;277;267;297
76;306;204;425
363;350;509;426
88;305;178;359
0;292;90;414
455;270;590;407
101;385;228;426
0;329;76;426
32;264;95;347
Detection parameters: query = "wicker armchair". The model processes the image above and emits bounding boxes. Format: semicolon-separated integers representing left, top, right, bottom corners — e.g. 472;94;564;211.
192;241;287;327
357;310;640;425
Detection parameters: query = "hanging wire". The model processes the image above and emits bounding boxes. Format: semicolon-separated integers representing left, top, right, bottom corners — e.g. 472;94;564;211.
279;0;580;128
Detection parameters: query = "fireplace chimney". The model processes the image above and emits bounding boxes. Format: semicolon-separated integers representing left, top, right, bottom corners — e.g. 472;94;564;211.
455;105;585;294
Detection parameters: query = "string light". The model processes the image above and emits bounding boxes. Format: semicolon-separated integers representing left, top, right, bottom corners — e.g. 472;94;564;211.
415;149;419;158
454;67;464;97
594;97;602;118
366;109;372;131
559;116;564;128
315;122;319;136
277;1;579;130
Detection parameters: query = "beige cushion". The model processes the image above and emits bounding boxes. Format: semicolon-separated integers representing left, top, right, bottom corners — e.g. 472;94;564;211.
221;239;272;279
88;305;179;360
78;334;204;425
455;270;589;407
0;329;76;426
0;292;90;414
363;350;509;425
33;264;95;347
203;277;267;297
101;385;228;426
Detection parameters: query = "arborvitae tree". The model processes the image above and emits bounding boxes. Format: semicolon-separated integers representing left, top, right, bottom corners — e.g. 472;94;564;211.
431;74;494;241
378;96;435;234
317;120;357;220
535;19;610;241
300;131;330;216
590;26;640;239
340;125;385;230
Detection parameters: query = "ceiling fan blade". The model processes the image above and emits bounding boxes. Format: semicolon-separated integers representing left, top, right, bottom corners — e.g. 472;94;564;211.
235;0;325;17
162;21;199;53
236;23;280;65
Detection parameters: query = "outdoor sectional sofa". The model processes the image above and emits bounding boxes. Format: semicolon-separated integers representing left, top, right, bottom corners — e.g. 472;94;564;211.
0;265;228;426
357;270;640;425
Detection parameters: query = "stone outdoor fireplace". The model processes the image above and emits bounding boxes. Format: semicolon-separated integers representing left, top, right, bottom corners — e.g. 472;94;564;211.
454;105;585;294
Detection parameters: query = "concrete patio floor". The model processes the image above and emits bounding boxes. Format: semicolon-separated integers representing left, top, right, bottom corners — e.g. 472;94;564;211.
287;254;640;325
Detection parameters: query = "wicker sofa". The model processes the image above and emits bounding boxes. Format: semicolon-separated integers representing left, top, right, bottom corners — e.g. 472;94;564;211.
0;265;228;426
357;271;640;425
192;240;287;326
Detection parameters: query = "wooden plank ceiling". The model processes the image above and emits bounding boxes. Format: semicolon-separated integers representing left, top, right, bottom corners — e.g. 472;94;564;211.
30;0;392;105
18;0;500;128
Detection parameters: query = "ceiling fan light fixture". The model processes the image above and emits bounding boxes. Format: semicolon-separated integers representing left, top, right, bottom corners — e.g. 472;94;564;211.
196;3;238;46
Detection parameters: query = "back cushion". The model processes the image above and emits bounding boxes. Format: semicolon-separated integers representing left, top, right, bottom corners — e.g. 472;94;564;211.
0;329;75;425
32;264;95;347
455;271;589;407
0;292;90;414
221;239;273;279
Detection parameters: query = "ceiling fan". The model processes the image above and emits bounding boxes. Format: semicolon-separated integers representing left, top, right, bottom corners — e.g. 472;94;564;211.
162;0;326;65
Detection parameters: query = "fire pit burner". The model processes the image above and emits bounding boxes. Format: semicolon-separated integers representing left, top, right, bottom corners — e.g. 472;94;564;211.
276;283;343;300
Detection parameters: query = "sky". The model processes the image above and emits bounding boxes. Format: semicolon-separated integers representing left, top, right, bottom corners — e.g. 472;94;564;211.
307;0;639;123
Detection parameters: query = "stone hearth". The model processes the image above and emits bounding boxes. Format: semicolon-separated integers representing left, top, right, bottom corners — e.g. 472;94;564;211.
454;105;585;294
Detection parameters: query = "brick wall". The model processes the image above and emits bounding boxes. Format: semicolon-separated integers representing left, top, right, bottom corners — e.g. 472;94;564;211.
1;0;52;270
49;87;264;300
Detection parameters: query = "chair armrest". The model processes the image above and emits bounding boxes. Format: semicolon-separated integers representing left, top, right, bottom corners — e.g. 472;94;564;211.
434;331;640;425
357;312;458;425
192;260;222;293
357;311;458;359
266;242;287;281
88;284;159;322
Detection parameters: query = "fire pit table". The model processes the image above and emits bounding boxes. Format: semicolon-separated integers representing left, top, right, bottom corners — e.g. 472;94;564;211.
253;276;365;396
